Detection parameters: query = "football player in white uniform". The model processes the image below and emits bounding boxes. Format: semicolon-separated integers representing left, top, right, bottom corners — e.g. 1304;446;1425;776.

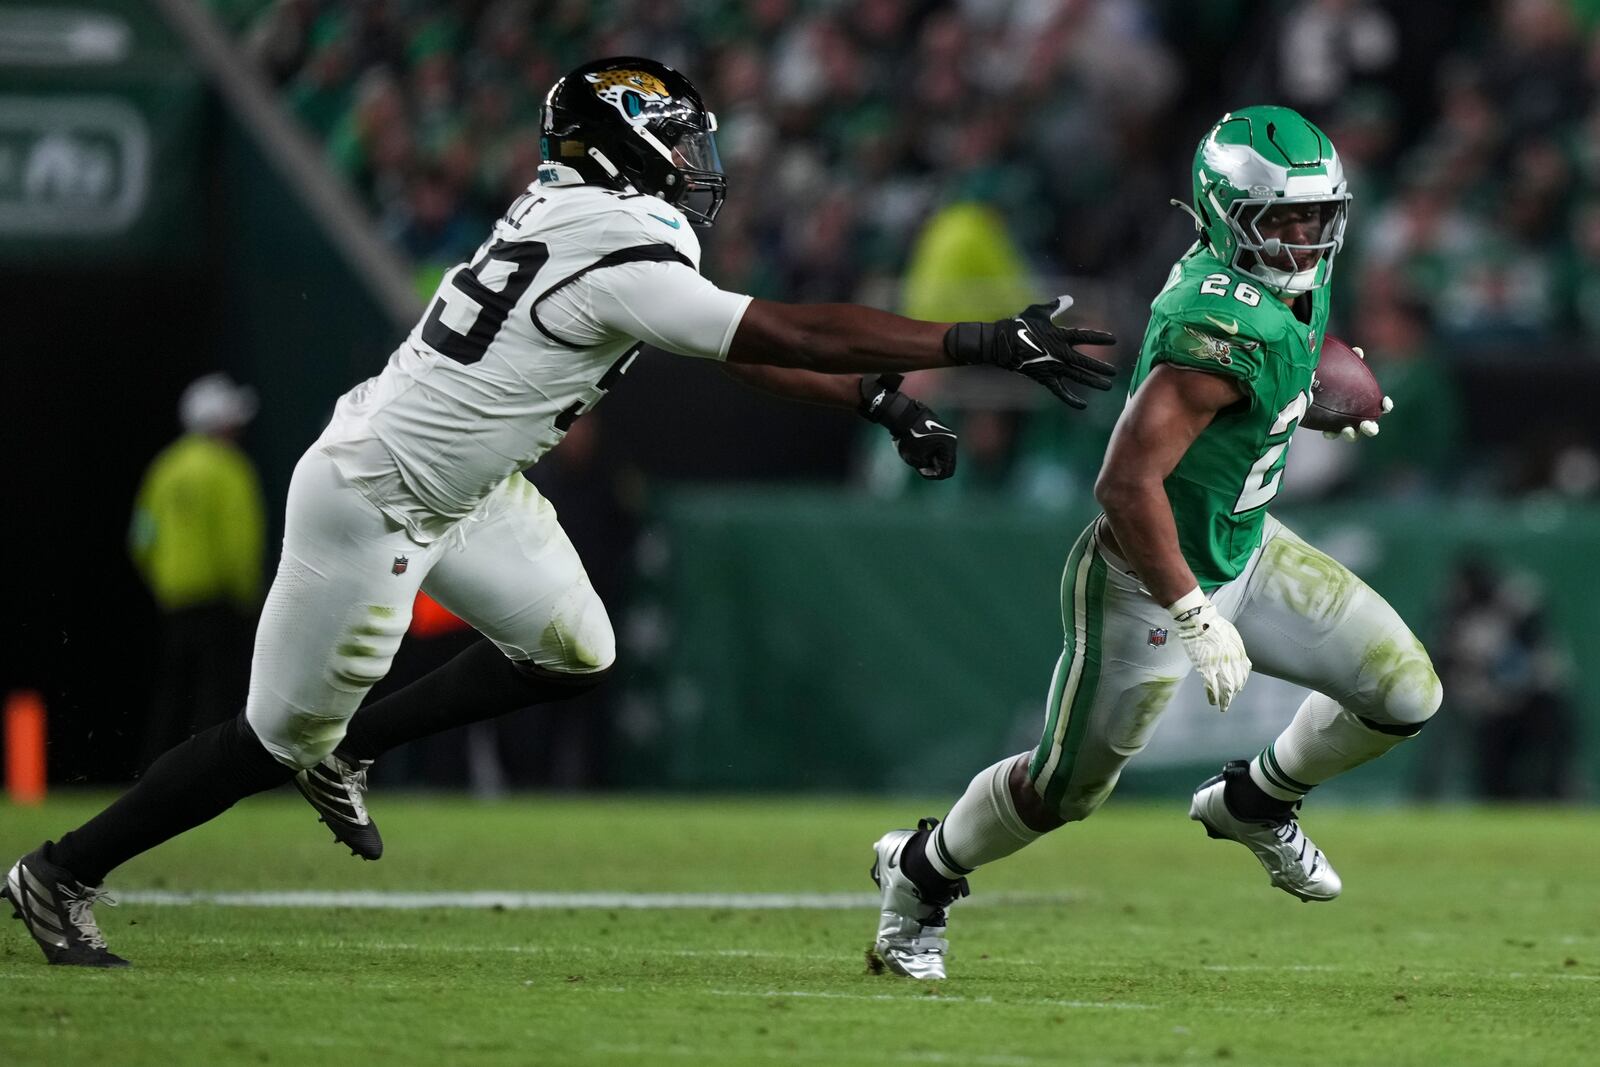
4;57;1117;967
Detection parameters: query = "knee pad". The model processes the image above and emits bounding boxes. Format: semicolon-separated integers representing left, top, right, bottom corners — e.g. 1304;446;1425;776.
249;604;409;770
538;584;616;673
1359;631;1443;729
1052;773;1120;824
327;604;410;693
245;703;350;769
513;658;613;691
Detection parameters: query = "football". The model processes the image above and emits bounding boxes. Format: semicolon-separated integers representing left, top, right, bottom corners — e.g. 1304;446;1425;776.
1303;333;1385;432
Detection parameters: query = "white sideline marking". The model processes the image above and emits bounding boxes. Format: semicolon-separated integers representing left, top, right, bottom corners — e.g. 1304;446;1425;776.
117;889;1075;911
179;935;844;961
708;989;1154;1011
120;890;876;910
590;1044;1049;1066
1204;963;1599;982
1202;964;1344;973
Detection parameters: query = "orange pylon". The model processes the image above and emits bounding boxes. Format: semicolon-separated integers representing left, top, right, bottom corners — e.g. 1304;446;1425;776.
5;689;47;805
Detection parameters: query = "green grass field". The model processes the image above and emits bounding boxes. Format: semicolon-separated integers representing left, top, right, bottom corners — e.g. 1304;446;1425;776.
1;793;1596;1066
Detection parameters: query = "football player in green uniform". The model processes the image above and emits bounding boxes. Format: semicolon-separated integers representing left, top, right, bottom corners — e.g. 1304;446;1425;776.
869;106;1442;980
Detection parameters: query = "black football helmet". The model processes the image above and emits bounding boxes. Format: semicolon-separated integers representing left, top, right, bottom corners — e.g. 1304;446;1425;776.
541;57;726;226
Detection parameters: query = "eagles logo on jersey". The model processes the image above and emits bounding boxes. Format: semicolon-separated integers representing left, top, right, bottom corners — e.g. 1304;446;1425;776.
1180;325;1236;366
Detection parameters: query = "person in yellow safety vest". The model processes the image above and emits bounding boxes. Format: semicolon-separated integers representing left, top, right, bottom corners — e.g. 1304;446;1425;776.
129;373;266;768
865;201;1037;498
901;200;1035;326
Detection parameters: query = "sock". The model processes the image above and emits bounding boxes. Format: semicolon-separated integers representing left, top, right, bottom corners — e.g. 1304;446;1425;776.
1250;692;1423;803
1223;763;1296;820
336;639;607;761
921;755;1042;882
48;711;296;885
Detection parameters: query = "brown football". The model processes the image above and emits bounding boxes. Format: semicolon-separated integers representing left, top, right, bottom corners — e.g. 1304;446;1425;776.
1303;334;1384;433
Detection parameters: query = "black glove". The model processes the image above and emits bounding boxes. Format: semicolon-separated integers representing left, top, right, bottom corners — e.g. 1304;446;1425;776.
943;295;1117;408
858;374;957;480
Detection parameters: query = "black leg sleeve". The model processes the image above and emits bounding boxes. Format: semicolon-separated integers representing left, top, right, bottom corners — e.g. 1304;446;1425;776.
335;639;609;762
48;711;296;886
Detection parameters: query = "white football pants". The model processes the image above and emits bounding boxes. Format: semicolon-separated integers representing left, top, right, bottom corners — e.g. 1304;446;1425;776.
1026;515;1442;820
245;448;613;769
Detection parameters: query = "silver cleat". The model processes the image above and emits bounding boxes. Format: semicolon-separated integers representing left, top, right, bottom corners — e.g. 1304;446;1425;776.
1189;761;1341;902
868;818;968;980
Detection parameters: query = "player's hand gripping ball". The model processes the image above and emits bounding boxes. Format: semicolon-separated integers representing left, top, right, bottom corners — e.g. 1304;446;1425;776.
1303;335;1392;440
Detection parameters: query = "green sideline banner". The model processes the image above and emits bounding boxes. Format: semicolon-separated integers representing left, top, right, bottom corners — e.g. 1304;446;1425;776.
0;1;207;263
0;0;405;521
620;490;1600;801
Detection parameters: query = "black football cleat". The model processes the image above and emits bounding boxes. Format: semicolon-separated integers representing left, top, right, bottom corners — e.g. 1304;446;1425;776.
294;753;384;860
3;848;130;967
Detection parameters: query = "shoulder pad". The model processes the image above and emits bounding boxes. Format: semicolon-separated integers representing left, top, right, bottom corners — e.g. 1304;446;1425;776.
534;187;703;270
1148;263;1269;383
598;193;702;268
1152;257;1277;347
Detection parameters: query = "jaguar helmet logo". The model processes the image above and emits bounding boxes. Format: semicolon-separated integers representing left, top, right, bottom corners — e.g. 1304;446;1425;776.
586;69;672;125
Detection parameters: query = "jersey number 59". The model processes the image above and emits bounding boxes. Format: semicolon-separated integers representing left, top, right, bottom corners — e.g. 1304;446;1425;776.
420;240;550;365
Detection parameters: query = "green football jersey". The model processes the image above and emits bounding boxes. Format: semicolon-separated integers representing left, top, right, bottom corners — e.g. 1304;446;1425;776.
1127;246;1330;590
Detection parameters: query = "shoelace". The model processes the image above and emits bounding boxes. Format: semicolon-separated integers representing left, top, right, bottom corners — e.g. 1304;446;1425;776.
60;884;118;950
1270;820;1320;874
316;758;372;823
343;761;372;823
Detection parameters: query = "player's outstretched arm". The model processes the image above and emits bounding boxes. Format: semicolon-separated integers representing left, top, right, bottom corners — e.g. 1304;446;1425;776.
584;261;1114;405
721;364;958;480
1096;364;1252;710
728;296;1117;407
719;362;863;409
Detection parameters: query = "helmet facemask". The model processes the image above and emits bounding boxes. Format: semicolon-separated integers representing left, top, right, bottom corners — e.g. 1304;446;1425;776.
645;114;726;226
1224;194;1349;295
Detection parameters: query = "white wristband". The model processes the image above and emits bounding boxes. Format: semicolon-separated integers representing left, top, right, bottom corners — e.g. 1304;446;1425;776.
1167;587;1207;622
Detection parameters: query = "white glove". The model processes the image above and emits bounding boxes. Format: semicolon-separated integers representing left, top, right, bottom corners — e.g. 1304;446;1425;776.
1168;588;1251;712
1323;346;1394;440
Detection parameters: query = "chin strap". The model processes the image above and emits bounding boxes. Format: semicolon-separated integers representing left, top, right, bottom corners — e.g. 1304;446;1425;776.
585;147;639;195
1170;198;1205;232
1251;263;1321;296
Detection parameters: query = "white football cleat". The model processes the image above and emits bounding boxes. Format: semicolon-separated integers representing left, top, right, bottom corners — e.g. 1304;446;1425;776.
1189;761;1341;902
868;818;968;980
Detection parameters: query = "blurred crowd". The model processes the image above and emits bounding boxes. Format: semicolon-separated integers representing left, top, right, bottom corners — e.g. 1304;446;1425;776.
1426;557;1580;800
210;0;1600;501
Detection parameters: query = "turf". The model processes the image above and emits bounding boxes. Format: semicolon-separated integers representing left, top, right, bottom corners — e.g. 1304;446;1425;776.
1;794;1596;1066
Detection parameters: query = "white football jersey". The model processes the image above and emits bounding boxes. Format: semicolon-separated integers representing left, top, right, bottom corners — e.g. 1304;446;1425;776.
315;163;751;543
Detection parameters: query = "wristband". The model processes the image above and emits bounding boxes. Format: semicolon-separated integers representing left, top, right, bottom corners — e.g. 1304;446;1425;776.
942;321;989;365
858;374;923;435
1167;587;1207;623
857;374;904;420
